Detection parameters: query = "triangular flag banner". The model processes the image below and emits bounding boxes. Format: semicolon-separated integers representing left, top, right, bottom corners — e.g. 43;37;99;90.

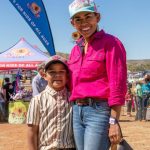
9;0;56;56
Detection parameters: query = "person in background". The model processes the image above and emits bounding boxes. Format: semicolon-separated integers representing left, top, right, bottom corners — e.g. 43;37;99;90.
0;92;6;121
32;62;47;97
12;78;17;94
141;75;150;120
135;81;143;121
125;88;133;117
2;77;13;118
130;81;136;113
2;77;13;101
27;55;75;150
68;0;127;149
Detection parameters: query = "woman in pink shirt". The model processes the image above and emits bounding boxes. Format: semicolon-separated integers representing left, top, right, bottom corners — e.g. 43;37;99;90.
68;0;127;150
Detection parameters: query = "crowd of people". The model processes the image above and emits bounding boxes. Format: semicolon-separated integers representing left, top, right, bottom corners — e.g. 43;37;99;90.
125;74;150;121
0;70;34;122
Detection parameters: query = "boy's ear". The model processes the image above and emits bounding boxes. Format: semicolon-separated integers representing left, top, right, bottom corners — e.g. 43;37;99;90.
44;73;48;81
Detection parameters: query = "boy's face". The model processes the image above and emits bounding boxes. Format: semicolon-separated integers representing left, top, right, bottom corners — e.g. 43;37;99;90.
45;63;68;91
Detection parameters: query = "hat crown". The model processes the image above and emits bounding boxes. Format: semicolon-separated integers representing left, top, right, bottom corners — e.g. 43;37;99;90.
45;55;68;72
70;0;92;10
69;0;98;18
51;55;67;64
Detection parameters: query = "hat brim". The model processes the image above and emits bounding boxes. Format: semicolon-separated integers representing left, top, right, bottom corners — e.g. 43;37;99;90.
70;10;95;18
45;60;68;72
70;9;95;18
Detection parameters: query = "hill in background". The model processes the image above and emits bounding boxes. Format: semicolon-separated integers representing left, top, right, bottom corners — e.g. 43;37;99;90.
127;59;150;72
47;51;150;72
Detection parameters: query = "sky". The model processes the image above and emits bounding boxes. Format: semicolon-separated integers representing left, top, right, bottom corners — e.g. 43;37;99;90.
0;0;150;60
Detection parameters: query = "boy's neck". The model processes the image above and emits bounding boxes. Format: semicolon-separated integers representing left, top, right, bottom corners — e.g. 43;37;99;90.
48;85;66;92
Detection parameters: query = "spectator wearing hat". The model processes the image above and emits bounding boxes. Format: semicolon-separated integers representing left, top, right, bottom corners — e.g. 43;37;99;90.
68;0;127;149
27;55;75;150
32;62;47;96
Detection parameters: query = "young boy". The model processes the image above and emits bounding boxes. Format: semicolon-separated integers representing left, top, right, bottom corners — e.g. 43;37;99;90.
27;55;75;150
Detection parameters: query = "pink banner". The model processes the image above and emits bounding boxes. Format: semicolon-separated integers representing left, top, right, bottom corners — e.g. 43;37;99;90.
0;61;42;70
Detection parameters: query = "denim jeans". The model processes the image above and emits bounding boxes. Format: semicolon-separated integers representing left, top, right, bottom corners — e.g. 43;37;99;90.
135;96;143;120
142;95;149;120
73;101;111;150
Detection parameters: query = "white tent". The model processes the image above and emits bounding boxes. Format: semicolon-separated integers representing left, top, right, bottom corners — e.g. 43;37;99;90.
0;38;50;70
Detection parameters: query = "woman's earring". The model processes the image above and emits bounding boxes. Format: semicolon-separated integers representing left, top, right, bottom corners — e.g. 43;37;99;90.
72;31;81;41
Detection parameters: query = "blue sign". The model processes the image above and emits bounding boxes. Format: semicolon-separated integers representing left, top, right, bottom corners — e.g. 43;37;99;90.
9;0;56;56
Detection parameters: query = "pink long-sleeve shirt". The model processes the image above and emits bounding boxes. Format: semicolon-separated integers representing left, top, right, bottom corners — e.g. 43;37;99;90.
68;30;127;106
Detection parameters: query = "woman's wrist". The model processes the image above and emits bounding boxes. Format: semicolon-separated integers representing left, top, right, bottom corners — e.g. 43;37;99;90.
109;116;118;125
110;105;122;120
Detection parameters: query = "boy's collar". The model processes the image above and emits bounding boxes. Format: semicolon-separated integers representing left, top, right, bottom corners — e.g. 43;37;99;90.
45;86;67;96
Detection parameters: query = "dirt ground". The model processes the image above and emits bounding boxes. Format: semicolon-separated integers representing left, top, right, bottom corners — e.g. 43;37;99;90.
0;110;150;150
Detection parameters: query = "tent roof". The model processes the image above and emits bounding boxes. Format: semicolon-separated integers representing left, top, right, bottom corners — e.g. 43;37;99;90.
0;38;50;70
0;38;49;62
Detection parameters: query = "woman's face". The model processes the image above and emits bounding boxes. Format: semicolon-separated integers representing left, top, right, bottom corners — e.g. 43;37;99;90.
71;12;100;41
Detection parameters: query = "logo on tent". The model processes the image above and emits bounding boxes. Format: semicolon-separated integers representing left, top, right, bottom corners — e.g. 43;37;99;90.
5;48;33;58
